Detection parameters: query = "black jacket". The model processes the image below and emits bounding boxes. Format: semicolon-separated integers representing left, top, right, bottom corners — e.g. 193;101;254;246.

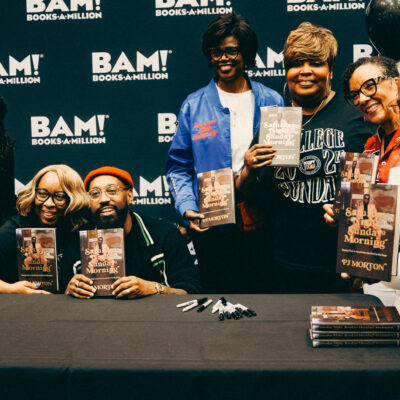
61;211;201;294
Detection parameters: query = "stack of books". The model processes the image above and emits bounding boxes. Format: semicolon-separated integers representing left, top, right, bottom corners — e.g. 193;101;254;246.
310;306;400;347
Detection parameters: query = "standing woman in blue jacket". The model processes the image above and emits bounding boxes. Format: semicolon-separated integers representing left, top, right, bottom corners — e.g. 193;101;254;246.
166;12;283;293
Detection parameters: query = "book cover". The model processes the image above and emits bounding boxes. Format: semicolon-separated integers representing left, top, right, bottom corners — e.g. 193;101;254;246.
310;306;400;331
334;152;379;217
258;106;302;167
79;228;125;297
16;228;58;293
310;329;400;339
336;183;400;281
197;167;235;228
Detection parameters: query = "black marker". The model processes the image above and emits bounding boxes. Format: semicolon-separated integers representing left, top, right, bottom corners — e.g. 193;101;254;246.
182;297;208;312
219;308;225;321
197;299;213;313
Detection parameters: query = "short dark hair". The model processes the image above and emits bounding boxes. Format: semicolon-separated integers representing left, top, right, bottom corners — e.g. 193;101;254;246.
202;12;258;69
342;56;399;97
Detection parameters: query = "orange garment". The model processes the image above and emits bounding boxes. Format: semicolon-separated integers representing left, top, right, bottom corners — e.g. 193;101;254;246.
364;126;400;183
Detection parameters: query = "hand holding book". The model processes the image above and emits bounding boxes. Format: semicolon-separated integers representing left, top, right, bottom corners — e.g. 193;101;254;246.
65;274;96;299
244;144;276;170
184;209;209;232
323;204;337;227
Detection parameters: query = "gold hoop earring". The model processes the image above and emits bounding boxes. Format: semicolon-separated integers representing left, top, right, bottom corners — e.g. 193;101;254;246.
283;81;290;104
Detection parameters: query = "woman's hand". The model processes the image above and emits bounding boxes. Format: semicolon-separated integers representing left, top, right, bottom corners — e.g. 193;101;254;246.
1;280;50;294
184;210;209;232
244;144;276;171
323;204;337;227
236;144;276;194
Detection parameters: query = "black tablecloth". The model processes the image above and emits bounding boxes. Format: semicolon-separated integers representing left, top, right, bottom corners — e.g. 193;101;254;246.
0;293;399;400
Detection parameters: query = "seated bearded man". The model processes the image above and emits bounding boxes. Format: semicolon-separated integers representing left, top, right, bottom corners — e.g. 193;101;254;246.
65;166;200;299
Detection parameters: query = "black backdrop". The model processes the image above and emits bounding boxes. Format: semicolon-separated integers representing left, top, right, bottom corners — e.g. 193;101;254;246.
0;0;375;222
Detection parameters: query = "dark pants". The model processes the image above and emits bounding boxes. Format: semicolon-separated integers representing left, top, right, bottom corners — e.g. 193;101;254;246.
271;263;351;294
191;227;276;294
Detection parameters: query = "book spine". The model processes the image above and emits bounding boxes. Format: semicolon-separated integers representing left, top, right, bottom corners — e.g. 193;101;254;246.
312;339;400;347
311;323;400;331
311;330;400;339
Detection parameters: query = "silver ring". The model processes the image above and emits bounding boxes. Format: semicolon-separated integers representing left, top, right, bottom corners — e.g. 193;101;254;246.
75;281;79;288
253;157;258;164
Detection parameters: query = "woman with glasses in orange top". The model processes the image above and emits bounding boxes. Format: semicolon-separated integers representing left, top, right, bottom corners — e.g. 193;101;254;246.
343;56;400;181
324;56;399;304
0;164;89;294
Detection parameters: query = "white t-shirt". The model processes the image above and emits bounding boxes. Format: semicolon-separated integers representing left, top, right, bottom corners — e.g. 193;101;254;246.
217;86;255;176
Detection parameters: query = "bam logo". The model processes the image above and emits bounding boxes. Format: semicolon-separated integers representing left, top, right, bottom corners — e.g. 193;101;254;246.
133;176;171;205
353;44;374;62
247;47;284;79
26;0;102;21
158;113;177;143
155;0;233;17
287;0;366;12
92;51;172;82
0;54;43;85
31;115;108;146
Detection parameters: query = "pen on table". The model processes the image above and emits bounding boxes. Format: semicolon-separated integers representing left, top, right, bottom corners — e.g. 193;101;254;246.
236;303;257;317
212;300;222;314
176;299;197;308
197;299;213;313
182;297;208;312
218;306;225;321
227;303;241;320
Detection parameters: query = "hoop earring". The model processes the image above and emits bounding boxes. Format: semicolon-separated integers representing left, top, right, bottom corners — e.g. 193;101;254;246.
283;81;290;104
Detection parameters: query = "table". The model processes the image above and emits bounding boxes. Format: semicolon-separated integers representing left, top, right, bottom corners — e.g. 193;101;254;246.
0;293;399;400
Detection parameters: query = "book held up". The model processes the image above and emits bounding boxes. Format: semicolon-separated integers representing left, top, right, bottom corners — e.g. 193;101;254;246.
334;152;379;217
79;228;125;296
197;167;235;228
258;106;302;167
16;228;58;292
336;182;400;282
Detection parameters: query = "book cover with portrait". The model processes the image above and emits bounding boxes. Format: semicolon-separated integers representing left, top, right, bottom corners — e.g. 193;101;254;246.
310;306;400;331
79;228;125;297
258;106;302;167
16;228;58;292
198;167;235;228
334;152;379;217
336;183;400;281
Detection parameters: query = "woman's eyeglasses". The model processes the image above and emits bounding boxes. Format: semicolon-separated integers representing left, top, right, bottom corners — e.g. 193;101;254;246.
35;188;68;206
208;46;240;61
346;76;387;106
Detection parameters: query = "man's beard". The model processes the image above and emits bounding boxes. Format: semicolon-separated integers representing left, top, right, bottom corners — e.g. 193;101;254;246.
93;205;128;229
